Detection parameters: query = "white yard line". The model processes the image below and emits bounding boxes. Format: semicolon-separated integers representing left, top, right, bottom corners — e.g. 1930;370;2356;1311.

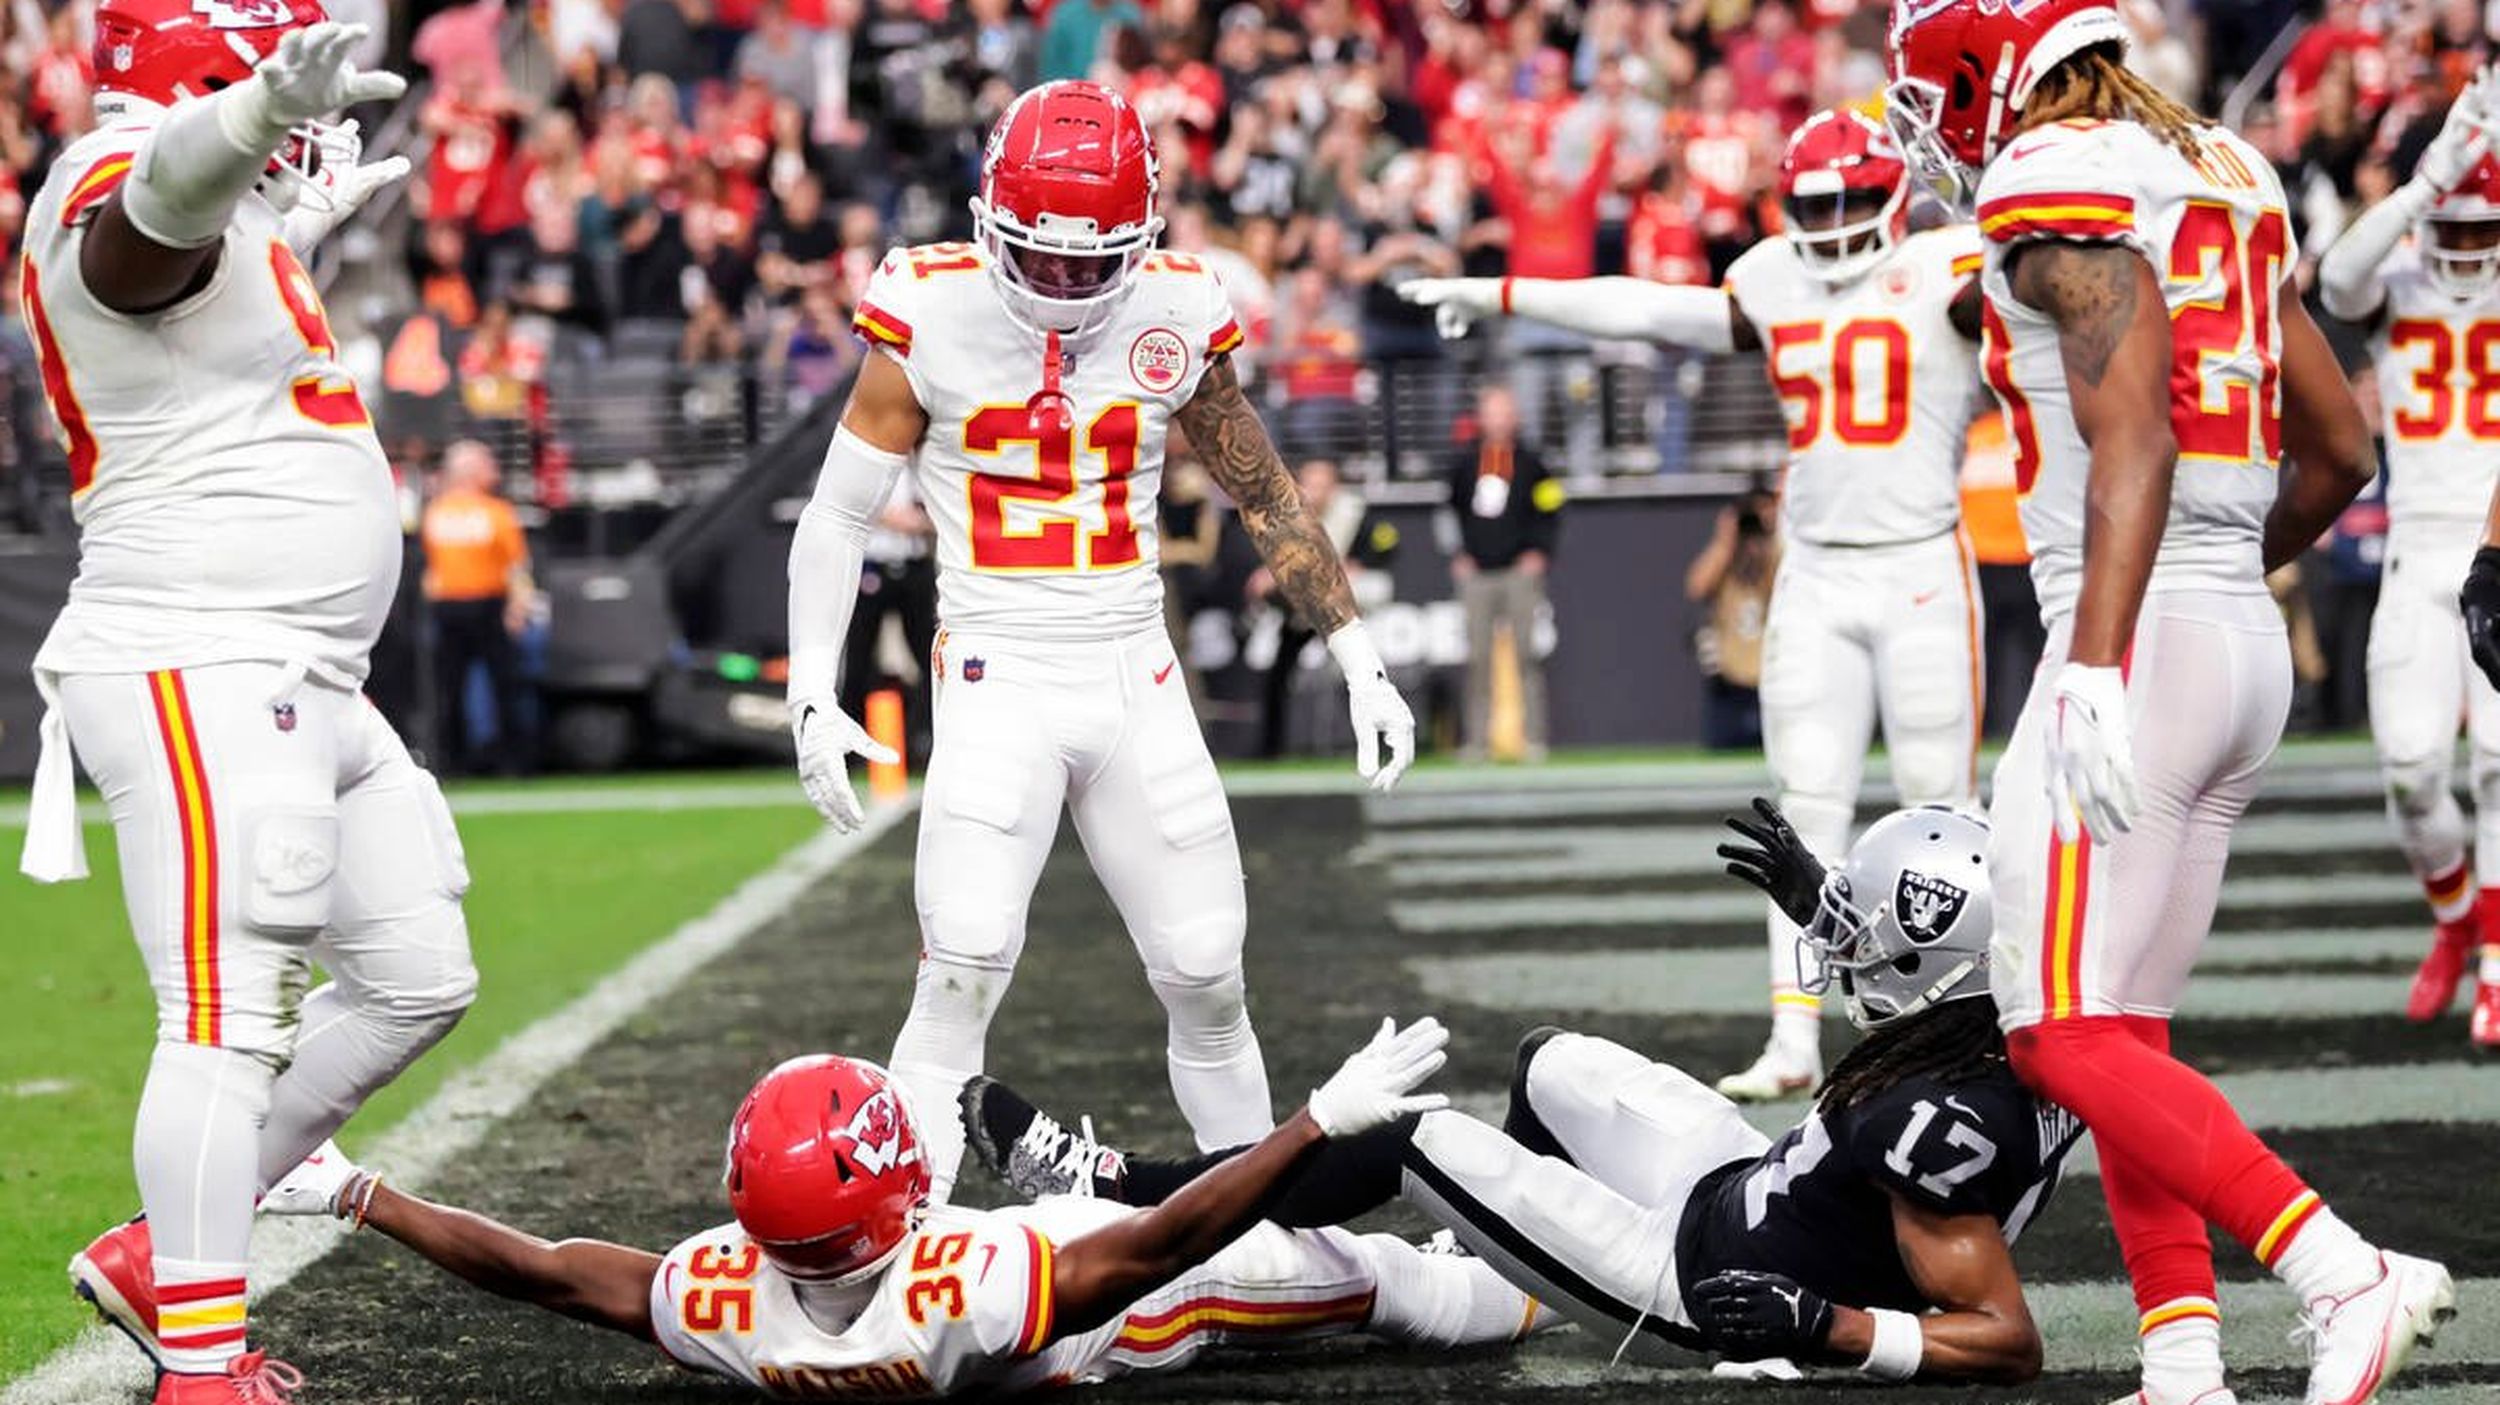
2;801;910;1405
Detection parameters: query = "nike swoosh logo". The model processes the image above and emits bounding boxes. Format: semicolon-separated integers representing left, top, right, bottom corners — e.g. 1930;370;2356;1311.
1912;589;1941;607
1154;661;1177;685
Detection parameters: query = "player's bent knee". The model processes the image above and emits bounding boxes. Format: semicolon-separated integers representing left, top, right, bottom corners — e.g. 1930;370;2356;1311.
2382;755;2452;820
916;901;1024;969
1148;907;1246;987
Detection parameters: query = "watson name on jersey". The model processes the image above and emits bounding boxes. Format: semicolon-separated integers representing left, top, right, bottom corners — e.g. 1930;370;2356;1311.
1975;119;2294;620
851;242;1242;642
21;126;400;686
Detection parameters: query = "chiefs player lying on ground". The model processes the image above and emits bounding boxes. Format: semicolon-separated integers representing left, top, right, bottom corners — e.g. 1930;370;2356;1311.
258;1019;1555;1397
967;804;2079;1385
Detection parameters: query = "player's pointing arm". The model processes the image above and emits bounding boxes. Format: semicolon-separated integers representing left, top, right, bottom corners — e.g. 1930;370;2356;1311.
1173;355;1415;789
784;350;923;831
1398;274;1758;352
83;21;403;314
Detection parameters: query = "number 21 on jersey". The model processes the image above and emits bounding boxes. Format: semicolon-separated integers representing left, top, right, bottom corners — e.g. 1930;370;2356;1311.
963;403;1143;572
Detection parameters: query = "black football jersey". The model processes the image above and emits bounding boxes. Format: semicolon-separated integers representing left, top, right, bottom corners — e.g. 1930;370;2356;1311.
1673;1065;2082;1313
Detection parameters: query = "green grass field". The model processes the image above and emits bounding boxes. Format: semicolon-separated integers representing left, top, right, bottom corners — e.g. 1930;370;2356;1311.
0;796;818;1379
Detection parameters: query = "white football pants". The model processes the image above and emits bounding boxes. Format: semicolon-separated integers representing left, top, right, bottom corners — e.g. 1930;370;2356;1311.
2367;518;2500;895
889;627;1269;1200
1758;530;1983;1043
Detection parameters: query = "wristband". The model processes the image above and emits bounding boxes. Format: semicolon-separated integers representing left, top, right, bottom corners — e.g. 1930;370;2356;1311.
1860;1307;1923;1381
1500;276;1515;315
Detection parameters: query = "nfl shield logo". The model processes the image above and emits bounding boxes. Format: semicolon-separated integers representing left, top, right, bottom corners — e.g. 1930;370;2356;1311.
272;703;297;733
1894;870;1968;944
963;656;986;683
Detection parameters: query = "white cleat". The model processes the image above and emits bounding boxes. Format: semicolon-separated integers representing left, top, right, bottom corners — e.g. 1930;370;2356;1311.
2106;1389;2237;1405
1713;1045;1820;1102
2296;1251;2457;1405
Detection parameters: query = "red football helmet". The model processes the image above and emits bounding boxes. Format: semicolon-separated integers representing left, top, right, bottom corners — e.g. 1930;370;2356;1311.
723;1055;929;1281
1781;107;1912;282
92;0;340;208
971;80;1163;338
2423;153;2500;300
1883;0;2132;213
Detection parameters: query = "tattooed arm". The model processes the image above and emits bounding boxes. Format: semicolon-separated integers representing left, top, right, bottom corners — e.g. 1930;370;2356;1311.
1175;354;1414;786
1175;354;1358;633
2008;241;2176;669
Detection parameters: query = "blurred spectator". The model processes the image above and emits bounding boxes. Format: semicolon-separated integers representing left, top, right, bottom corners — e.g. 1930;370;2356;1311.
25;7;87;139
457;301;541;422
950;0;1037;96
766;282;858;411
413;221;482;328
414;0;511;97
618;0;707;90
1039;0;1144;83
1720;0;1813;128
1685;479;1779;751
422;440;538;776
1448;385;1559;763
1480;120;1616;476
1253;457;1397;757
1272;265;1364;460
736;0;818;107
756;169;837;307
510;196;609;336
1628;158;1710;472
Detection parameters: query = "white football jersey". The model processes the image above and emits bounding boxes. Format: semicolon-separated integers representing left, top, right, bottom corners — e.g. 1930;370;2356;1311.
1724;225;1983;547
852;244;1241;642
1976;120;2292;621
2363;244;2500;527
20;126;401;686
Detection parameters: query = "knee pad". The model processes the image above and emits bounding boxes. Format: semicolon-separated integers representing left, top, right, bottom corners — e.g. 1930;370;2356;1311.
1774;789;1855;862
1147;968;1252;1053
916;897;1025;970
2381;749;2452;822
369;901;480;1026
1144;903;1245;988
243;806;340;936
1885;632;1972;735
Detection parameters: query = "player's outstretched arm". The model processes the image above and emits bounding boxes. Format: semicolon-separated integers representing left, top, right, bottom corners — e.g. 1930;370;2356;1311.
2462;486;2500;690
2317;62;2496;325
1041;1018;1450;1343
2012;240;2174;843
2266;280;2375;572
1177;355;1414;788
1399;275;1755;350
784;352;923;830
1687;1196;2039;1383
83;22;403;314
262;1144;664;1340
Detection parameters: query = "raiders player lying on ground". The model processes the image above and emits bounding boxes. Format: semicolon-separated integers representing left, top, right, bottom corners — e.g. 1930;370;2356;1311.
963;803;2082;1385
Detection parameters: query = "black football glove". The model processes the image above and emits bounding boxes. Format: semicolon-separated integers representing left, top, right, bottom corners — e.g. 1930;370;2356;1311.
1689;1268;1835;1359
1717;798;1827;929
2464;546;2500;694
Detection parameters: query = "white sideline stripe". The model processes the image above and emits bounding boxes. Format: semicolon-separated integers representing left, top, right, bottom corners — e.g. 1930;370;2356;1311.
1;803;910;1405
1362;811;2416;886
1412;946;2437;1022
1392;869;2426;932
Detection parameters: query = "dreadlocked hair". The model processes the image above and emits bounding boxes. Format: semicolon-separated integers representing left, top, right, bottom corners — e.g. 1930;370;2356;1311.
1816;998;2007;1113
2017;44;2207;161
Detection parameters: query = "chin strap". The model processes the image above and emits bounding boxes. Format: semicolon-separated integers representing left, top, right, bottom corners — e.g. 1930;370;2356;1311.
1026;328;1073;432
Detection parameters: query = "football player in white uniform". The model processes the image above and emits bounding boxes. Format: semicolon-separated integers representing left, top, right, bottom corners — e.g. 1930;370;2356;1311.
1402;107;1987;1102
258;1021;1553;1396
14;4;475;1400
1889;1;2451;1401
785;80;1416;1201
2316;71;2500;1047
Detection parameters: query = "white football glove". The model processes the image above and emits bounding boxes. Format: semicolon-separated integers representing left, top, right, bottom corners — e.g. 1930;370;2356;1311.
1398;277;1503;340
792;695;898;832
2046;661;2137;844
1327;623;1415;791
2418;63;2500;194
312;120;413;218
260;1140;361;1217
1306;1016;1451;1137
255;22;406;128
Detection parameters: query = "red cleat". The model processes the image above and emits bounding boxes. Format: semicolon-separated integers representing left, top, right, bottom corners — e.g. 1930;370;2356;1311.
2404;918;2475;1022
69;1215;158;1364
2472;979;2500;1050
152;1352;302;1404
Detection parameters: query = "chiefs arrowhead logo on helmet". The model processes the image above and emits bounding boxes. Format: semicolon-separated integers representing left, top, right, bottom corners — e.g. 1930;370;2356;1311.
724;1055;930;1281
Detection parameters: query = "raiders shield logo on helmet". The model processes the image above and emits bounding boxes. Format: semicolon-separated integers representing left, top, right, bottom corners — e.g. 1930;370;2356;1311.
1894;870;1969;944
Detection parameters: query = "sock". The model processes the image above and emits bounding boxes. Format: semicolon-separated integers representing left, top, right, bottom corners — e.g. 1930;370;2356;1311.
256;983;463;1193
137;1042;271;1373
2424;862;2476;925
2136;1304;2225;1401
1769;999;1821;1064
1150;970;1274;1150
2104;1017;2220;1320
888;957;1009;1203
1353;1232;1548;1347
2266;1203;2381;1307
1121;1119;1414;1226
2006;1019;2353;1265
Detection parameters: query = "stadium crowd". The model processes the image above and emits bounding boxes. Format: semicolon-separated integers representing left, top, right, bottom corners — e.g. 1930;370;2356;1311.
0;0;2493;760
